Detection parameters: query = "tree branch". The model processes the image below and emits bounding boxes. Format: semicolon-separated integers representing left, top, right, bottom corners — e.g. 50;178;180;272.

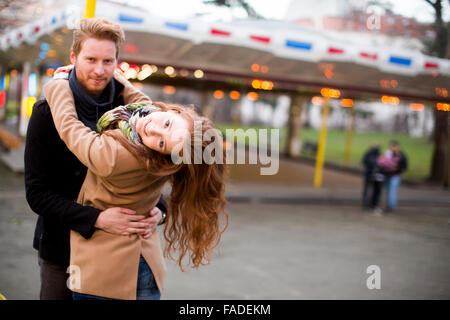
424;0;436;7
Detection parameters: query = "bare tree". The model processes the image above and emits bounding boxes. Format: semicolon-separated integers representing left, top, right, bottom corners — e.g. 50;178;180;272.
424;0;449;57
203;0;263;19
0;0;37;32
0;0;16;11
424;0;450;185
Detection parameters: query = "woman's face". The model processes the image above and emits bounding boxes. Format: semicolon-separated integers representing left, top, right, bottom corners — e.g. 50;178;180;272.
136;110;189;154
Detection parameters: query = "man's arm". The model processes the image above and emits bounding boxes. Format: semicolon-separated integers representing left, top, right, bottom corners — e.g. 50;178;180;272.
399;153;408;174
25;101;101;239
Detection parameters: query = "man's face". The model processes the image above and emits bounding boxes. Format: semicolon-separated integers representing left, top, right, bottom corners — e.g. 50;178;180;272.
391;144;399;153
70;38;117;96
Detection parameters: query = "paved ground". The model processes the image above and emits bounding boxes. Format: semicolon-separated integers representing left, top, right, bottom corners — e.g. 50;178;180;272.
164;203;450;300
0;162;449;300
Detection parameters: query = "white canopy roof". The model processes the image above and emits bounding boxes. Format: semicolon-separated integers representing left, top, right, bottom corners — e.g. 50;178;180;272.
0;0;449;102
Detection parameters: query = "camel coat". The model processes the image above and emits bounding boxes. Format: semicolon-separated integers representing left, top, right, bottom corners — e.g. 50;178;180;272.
43;77;167;300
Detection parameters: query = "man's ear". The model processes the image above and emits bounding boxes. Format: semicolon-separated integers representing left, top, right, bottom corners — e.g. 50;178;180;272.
70;50;76;65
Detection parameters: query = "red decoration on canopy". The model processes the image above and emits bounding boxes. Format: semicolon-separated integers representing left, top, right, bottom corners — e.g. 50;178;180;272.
250;35;270;44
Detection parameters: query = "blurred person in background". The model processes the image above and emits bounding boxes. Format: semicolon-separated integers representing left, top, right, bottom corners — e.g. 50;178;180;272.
361;143;381;209
383;140;408;212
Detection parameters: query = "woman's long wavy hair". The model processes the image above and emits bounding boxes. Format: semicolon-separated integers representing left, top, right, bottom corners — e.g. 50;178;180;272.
104;102;228;270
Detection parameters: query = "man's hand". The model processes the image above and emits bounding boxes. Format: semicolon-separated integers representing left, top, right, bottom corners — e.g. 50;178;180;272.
141;207;163;239
94;207;164;238
95;207;149;236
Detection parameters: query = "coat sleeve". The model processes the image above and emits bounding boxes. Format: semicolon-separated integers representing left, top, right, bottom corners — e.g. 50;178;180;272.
398;153;408;174
24;101;101;239
43;80;120;177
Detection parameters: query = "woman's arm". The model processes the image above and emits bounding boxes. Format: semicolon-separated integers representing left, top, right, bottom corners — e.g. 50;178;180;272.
43;79;119;177
51;65;152;105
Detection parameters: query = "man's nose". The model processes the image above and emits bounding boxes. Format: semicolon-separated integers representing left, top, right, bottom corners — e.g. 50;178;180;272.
93;62;105;76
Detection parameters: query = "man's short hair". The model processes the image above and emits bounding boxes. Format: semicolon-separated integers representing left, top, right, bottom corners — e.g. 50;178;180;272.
71;18;125;58
390;140;399;146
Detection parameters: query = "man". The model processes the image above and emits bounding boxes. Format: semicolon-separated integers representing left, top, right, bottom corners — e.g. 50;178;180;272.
361;142;380;208
25;18;166;300
384;140;408;211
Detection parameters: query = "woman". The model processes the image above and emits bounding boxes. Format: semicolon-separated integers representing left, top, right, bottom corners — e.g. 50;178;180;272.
43;71;228;300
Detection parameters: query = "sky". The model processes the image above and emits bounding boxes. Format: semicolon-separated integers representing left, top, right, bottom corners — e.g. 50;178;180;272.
133;0;291;21
123;0;450;23
390;0;450;22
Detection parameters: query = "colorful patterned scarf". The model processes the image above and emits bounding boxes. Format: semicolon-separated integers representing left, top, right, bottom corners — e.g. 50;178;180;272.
96;102;161;144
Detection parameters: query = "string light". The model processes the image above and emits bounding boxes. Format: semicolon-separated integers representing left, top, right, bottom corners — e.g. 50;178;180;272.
163;85;176;95
213;90;224;99
247;92;259;101
251;64;260;72
320;88;340;98
164;66;175;76
229;91;240;100
312;96;324;105
194;69;204;78
340;99;354;107
410;103;424;111
436;103;449;111
251;79;273;90
381;96;400;105
137;68;152;81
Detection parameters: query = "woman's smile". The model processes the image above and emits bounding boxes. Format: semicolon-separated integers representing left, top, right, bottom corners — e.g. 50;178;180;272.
144;119;152;134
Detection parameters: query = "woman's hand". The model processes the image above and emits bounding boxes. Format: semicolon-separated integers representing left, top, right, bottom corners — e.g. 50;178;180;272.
141;207;163;239
53;64;74;80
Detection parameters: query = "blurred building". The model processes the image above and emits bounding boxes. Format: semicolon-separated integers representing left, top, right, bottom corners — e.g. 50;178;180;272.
285;0;435;52
0;0;70;34
281;0;439;137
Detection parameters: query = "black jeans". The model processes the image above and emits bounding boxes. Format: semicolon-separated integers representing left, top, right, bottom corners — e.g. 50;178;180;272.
38;255;72;300
362;172;372;207
370;180;384;208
